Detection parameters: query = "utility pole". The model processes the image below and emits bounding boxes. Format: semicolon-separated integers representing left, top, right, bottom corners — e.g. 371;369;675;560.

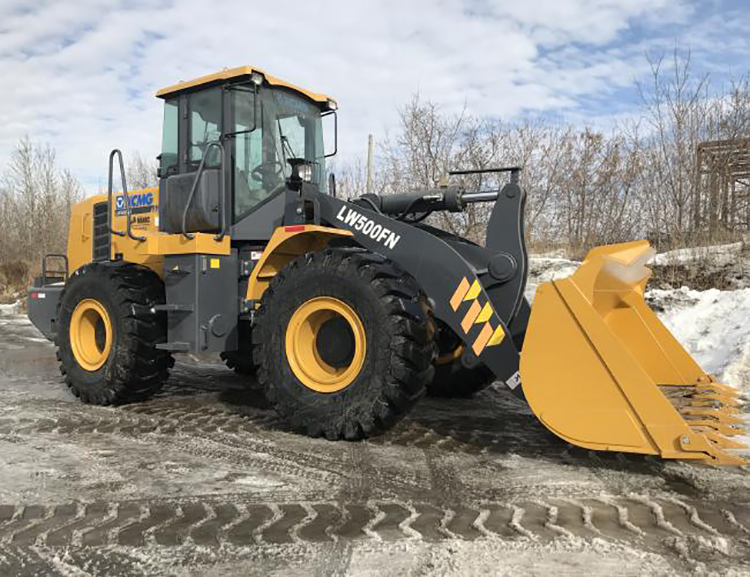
367;134;374;194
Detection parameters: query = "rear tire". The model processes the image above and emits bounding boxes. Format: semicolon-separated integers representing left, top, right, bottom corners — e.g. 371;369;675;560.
254;247;435;440
427;323;494;398
220;321;256;375
56;263;173;405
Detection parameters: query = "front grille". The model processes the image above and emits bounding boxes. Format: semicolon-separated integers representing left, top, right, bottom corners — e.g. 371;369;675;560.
92;201;111;261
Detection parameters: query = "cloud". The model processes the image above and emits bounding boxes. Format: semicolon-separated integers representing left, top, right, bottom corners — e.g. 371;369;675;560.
0;0;746;192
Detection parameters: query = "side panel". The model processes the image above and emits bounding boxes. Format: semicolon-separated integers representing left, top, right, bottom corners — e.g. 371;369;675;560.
162;252;239;353
66;188;230;280
109;186;163;272
66;189;164;276
67;196;100;275
27;284;64;341
231;193;287;242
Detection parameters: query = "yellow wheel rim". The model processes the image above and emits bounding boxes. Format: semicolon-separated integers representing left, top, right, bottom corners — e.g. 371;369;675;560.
69;298;113;371
285;297;366;393
435;343;464;365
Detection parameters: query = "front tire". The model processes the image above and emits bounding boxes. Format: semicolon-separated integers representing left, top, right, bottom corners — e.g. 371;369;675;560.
56;263;173;405
254;248;435;440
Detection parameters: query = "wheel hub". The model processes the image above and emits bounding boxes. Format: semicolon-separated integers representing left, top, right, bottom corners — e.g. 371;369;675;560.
285;297;366;393
316;316;355;368
69;298;113;371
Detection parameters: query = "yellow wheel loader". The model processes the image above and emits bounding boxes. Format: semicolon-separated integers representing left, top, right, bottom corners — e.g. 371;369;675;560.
27;66;745;464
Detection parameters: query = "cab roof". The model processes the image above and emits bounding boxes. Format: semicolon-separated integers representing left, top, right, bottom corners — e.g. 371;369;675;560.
155;65;336;105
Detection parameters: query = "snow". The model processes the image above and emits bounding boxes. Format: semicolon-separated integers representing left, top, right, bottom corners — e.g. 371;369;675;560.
0;300;22;316
650;287;750;391
526;257;580;301
651;242;744;266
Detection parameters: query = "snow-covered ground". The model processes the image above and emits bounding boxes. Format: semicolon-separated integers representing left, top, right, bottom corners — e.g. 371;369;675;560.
651;242;745;266
0;246;747;575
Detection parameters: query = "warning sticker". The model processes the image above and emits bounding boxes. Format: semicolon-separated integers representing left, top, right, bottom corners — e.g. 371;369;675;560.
505;371;521;390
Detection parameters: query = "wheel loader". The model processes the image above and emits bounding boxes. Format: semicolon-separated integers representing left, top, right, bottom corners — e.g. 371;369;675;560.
27;66;745;465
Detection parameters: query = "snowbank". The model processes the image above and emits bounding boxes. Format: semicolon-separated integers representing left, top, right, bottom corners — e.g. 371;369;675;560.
525;257;580;301
652;287;750;395
0;301;22;317
651;242;744;266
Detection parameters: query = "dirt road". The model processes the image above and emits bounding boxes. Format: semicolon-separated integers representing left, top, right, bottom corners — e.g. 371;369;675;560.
1;303;749;576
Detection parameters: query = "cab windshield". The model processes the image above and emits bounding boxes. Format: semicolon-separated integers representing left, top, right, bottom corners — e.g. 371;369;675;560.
233;87;326;221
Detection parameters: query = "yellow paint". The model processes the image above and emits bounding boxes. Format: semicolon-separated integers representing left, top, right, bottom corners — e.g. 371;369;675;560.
486;325;505;347
143;232;230;257
520;240;745;465
69;299;112;371
463;279;481;302
156;65;336;105
246;226;353;302
66;187;233;279
475;302;493;324
285;297;366;393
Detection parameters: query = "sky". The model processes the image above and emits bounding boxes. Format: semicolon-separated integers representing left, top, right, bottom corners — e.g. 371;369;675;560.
1;0;749;193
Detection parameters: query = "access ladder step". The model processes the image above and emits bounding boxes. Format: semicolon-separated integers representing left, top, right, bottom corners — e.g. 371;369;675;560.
155;342;191;352
153;304;194;313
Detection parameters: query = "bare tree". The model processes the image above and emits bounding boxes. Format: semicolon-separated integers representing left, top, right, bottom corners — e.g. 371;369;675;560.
0;137;83;270
126;152;159;190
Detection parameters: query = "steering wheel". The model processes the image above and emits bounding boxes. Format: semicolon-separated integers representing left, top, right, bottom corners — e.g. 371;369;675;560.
250;160;285;184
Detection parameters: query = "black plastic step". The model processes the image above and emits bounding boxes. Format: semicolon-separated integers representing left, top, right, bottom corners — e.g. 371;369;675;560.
155;342;190;352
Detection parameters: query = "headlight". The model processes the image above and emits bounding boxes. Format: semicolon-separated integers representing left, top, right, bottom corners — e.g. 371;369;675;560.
298;163;314;182
326;99;338;111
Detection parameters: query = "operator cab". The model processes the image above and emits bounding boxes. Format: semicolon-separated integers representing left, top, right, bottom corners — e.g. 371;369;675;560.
155;66;337;239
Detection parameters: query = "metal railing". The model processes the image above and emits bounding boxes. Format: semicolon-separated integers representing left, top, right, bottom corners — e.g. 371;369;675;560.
41;254;68;285
107;149;146;242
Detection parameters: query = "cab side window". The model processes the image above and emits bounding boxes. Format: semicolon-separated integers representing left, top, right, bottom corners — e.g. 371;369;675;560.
188;88;222;167
159;99;179;175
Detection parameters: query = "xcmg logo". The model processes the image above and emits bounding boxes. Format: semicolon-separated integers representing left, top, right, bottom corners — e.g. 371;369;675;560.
115;192;155;215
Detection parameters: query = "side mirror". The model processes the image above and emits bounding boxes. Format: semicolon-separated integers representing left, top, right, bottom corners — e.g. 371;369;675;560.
329;172;337;197
156;154;165;179
322;110;337;158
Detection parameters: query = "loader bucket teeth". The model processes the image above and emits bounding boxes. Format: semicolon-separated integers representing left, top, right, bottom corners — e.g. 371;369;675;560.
695;430;747;450
689;394;741;407
687;403;741;414
681;408;744;424
520;240;747;466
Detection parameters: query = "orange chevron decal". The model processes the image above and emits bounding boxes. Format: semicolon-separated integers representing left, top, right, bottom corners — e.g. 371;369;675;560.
461;300;482;333
472;322;494;355
450;277;470;311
